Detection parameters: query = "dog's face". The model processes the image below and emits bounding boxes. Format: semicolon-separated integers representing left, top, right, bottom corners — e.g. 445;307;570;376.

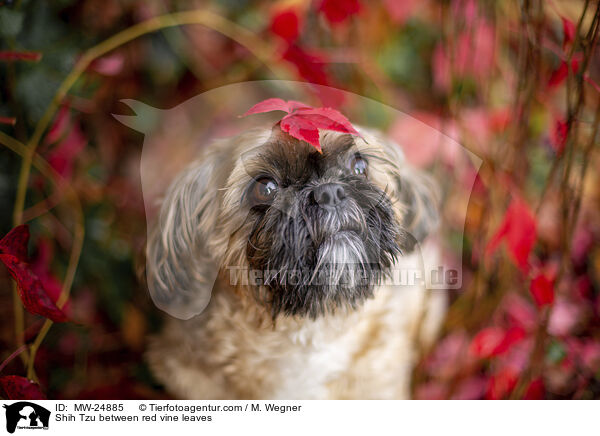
147;126;439;320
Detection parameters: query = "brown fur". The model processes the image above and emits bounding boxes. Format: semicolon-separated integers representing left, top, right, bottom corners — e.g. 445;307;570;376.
145;127;446;399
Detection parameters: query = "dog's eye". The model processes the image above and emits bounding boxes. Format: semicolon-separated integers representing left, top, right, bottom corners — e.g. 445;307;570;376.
251;177;278;204
348;155;368;176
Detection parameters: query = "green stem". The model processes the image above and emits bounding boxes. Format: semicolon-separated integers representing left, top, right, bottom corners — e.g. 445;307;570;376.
0;131;84;381
8;9;284;380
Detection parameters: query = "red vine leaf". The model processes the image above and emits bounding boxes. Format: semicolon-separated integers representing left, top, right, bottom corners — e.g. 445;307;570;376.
530;273;555;308
549;117;568;154
318;0;361;25
548;58;581;88
0;375;46;400
47;120;87;179
46;105;71;144
243;98;310;116
485;197;537;273
270;7;303;43
243;99;359;152
469;326;526;359
561;17;576;47
0;116;16;125
0;226;68;323
0;225;30;262
0;51;42;62
485;367;519;400
523;378;545;399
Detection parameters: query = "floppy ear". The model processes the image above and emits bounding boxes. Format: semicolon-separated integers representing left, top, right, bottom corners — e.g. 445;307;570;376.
377;133;440;252
146;152;223;319
395;166;440;251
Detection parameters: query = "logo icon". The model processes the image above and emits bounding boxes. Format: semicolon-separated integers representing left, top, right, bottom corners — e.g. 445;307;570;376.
3;402;50;434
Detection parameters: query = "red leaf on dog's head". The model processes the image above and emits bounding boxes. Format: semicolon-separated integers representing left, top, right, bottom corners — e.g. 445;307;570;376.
530;273;555;308
485;197;537;273
0;375;46;400
280;114;323;151
0;253;68;323
243;98;311;116
296;108;359;134
0;225;29;262
243;99;359;152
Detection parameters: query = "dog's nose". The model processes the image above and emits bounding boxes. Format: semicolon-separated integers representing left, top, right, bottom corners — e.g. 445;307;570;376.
313;183;346;208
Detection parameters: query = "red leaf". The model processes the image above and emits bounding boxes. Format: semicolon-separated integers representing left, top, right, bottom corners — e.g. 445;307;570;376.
523;377;545;399
548;59;580;88
31;239;72;316
295;108;359;134
46;106;71;144
243;98;310;116
282;45;330;86
469;326;526;358
485;367;519;399
549;117;568;154
503;294;537;330
494;326;527;355
46;121;87;178
0;51;42;62
548;62;568;88
0;226;68;322
571;57;581;74
561;17;576;46
530;273;555;308
280;114;322;151
244;99;359;152
91;53;124;76
0;225;30;262
318;0;361;25
0;116;16;125
0;375;46;400
270;7;302;43
1;254;68;322
485;197;537;273
469;327;504;358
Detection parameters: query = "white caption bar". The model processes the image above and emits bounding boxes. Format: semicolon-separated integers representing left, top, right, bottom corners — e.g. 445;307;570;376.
0;400;589;436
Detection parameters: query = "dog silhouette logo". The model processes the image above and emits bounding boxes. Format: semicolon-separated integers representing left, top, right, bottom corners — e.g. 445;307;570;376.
3;402;50;433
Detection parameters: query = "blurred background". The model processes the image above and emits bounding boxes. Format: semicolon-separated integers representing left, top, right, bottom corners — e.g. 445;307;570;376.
0;0;599;399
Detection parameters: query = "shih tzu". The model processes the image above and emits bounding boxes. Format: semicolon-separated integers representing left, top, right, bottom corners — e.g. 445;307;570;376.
146;124;446;399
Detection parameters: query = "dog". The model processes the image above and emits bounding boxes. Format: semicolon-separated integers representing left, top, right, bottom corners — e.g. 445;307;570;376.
146;125;446;399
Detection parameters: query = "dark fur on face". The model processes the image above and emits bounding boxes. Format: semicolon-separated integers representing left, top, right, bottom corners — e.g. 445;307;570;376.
146;126;439;321
243;134;404;319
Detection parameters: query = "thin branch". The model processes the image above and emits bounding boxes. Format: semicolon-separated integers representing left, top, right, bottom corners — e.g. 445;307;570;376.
7;9;287;381
0;131;84;381
0;345;27;374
